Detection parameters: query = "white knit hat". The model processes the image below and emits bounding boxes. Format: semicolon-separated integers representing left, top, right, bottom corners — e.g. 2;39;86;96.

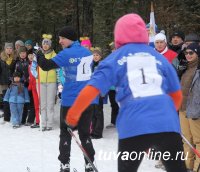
154;33;167;43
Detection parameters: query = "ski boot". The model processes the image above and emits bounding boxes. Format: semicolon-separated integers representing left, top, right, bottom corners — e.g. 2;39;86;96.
60;163;70;172
85;163;94;172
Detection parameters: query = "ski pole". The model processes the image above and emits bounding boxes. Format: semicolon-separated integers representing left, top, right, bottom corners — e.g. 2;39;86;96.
181;134;200;158
37;65;42;131
67;128;99;172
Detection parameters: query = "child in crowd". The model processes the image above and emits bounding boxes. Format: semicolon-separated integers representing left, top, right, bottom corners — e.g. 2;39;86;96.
15;46;34;125
27;49;40;128
3;72;30;128
90;47;104;139
80;37;92;50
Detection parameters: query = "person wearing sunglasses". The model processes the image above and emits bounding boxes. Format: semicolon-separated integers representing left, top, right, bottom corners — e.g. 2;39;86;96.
180;43;200;172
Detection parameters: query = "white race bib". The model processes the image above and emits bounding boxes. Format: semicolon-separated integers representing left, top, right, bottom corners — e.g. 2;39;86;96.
76;55;93;81
127;53;163;98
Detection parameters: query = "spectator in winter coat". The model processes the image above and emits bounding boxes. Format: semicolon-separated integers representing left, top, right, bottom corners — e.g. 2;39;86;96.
15;46;32;125
35;26;98;172
168;31;186;79
0;42;16;123
3;72;30;128
169;31;185;52
179;43;200;172
66;13;187;172
15;46;29;87
90;47;104;139
0;43;16;93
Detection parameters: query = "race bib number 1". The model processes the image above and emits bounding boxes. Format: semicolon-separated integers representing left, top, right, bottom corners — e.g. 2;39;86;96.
76;55;93;81
127;53;163;98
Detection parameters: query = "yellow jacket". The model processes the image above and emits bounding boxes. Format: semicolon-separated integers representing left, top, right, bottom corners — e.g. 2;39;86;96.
38;50;57;83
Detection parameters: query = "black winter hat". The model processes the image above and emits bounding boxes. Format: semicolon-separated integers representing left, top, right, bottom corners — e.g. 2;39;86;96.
185;33;200;43
171;31;185;41
186;43;200;57
59;26;77;41
13;71;21;78
27;49;33;55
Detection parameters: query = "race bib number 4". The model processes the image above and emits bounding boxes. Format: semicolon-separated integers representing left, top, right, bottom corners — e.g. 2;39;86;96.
76;55;93;81
127;53;163;98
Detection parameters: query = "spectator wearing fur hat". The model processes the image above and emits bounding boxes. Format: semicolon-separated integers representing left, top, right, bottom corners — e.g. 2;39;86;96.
179;43;200;172
184;33;200;47
15;40;25;57
38;34;57;131
154;32;177;64
0;42;17;123
15;40;24;50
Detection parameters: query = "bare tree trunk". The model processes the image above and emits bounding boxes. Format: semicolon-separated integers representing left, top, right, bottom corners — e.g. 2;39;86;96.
4;0;7;41
76;0;80;39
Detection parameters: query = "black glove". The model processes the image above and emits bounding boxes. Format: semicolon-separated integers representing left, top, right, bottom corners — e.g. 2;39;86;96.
58;92;61;99
35;49;45;61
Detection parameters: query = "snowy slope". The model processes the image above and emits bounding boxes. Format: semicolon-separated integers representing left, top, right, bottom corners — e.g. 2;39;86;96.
0;103;164;172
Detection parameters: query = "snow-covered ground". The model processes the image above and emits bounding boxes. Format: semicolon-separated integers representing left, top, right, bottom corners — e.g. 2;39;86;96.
0;103;164;172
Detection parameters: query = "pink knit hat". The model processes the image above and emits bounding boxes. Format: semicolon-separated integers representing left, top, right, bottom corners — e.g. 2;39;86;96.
81;39;92;48
114;13;149;49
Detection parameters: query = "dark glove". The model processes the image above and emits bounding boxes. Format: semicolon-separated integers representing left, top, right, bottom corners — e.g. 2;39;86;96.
33;47;44;61
58;92;61;99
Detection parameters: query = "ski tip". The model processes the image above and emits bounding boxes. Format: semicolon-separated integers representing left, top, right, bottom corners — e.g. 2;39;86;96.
73;168;78;172
26;167;31;172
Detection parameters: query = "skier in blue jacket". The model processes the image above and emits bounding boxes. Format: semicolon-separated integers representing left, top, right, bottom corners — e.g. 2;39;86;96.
35;26;98;172
66;14;187;172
